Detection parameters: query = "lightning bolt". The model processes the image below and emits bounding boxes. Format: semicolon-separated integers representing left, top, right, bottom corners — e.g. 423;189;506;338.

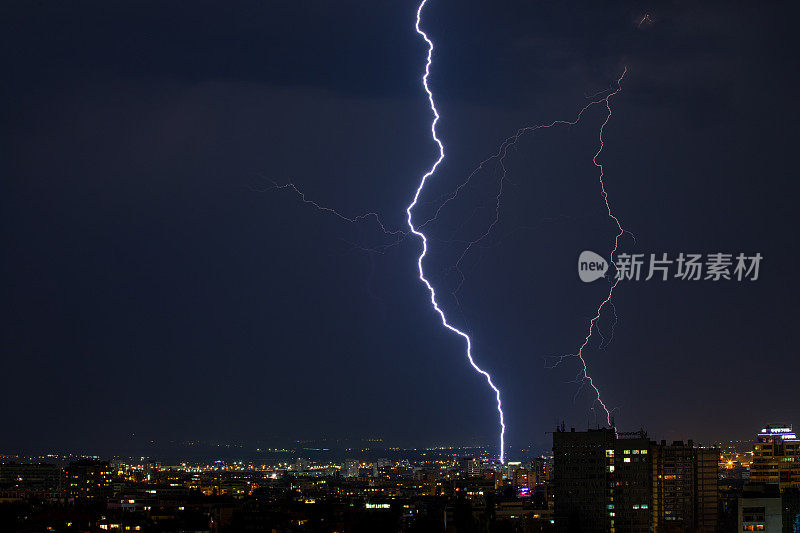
570;68;628;428
271;2;632;462
546;68;628;429
408;0;507;463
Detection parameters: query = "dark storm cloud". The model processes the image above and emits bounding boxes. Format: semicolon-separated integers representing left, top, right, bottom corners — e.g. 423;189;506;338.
0;0;419;97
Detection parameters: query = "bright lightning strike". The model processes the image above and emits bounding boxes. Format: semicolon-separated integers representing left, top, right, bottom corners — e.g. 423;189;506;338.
407;0;507;464
271;2;632;464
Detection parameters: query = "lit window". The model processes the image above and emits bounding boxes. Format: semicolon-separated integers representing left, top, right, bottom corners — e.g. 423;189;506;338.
632;504;639;509
641;450;648;454
606;450;614;457
607;465;615;472
633;450;639;454
624;458;631;463
641;504;648;509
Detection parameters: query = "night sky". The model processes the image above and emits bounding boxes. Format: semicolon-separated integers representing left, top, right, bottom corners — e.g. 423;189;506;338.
2;0;798;456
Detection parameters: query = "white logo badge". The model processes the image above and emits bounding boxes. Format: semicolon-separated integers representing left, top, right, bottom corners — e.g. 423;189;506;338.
578;251;609;283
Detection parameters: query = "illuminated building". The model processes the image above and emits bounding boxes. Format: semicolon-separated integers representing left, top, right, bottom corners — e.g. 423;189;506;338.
458;457;479;478
373;458;391;477
750;424;800;491
650;440;719;532
342;459;360;478
66;460;113;499
531;456;552;489
293;458;309;472
505;461;522;480
0;462;62;496
513;468;530;488
552;426;651;532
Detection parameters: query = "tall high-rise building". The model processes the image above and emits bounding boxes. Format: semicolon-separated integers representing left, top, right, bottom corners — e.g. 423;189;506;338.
695;447;720;532
650;440;719;532
751;424;800;491
553;426;718;533
531;456;552;489
552;426;651;532
651;440;695;530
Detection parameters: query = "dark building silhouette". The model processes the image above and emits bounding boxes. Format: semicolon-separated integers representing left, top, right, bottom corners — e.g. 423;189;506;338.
553;426;719;533
695;446;719;532
739;483;783;531
652;440;695;530
66;460;113;499
0;462;62;497
553;426;651;532
651;440;718;532
783;488;800;533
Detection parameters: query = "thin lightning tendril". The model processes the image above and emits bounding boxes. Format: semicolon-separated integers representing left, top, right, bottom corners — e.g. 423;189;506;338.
408;0;507;464
546;67;629;429
431;75;630;301
269;181;405;237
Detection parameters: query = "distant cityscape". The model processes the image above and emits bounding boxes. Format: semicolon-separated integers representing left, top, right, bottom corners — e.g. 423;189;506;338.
1;423;799;532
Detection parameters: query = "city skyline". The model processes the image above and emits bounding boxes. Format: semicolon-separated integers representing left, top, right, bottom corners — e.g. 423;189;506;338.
1;419;796;531
0;421;778;466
